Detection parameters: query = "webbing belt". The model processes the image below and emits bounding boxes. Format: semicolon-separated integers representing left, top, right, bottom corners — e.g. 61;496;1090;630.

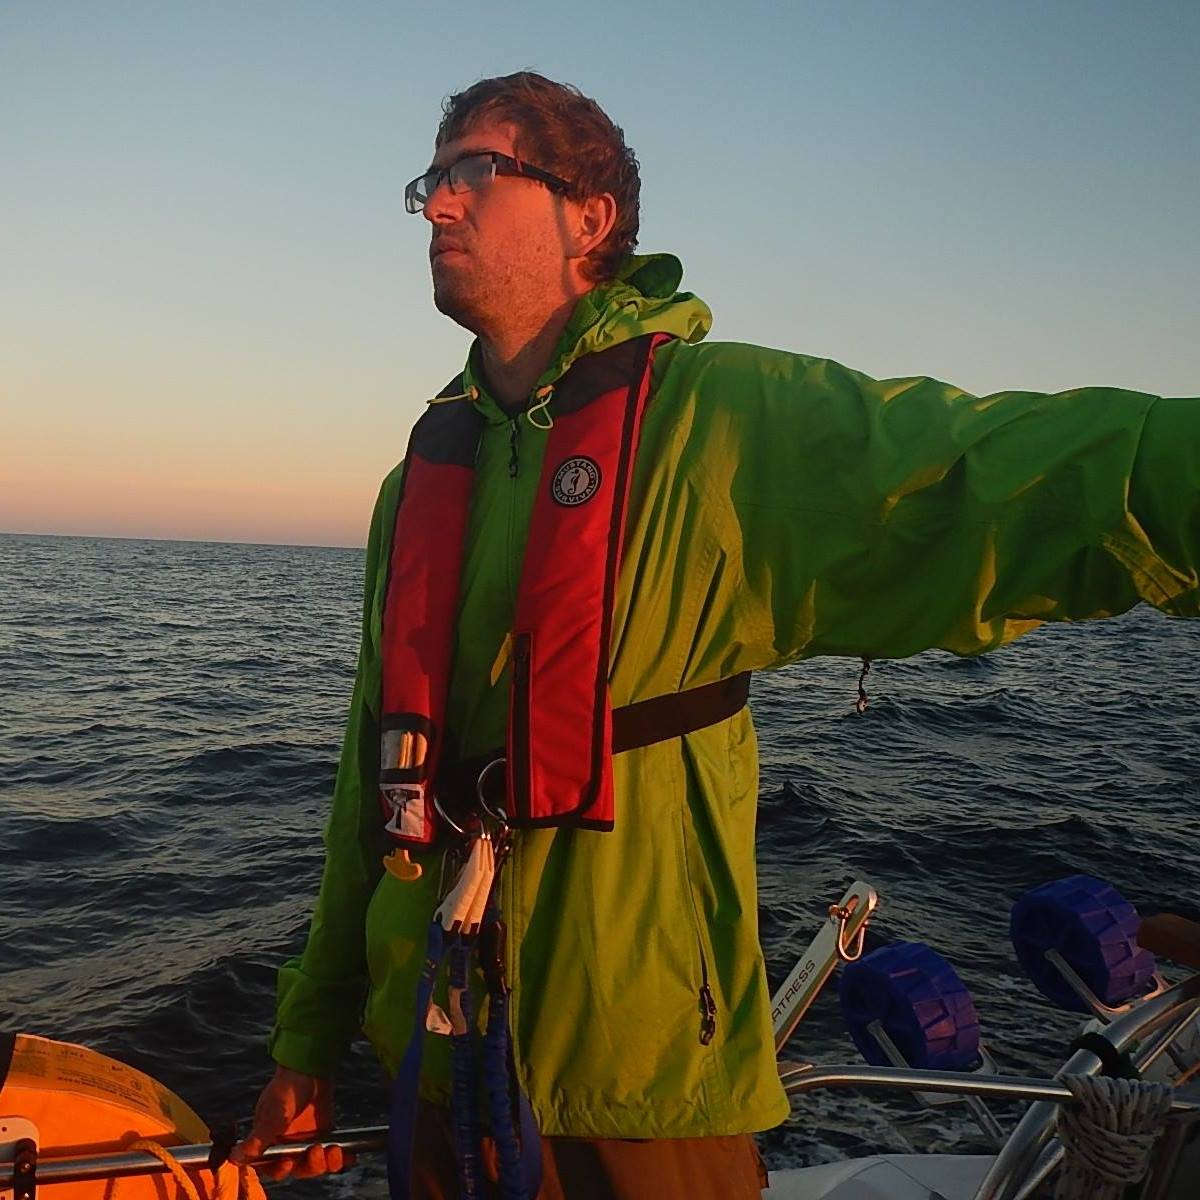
612;671;750;753
438;672;753;826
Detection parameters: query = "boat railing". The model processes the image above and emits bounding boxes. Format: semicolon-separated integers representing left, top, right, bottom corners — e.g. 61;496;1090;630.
0;1129;390;1189
781;970;1200;1200
5;963;1195;1195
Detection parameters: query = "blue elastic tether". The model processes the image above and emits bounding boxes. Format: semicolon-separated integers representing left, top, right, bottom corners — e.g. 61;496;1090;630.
483;985;525;1198
449;935;483;1197
516;1085;541;1196
481;911;542;1200
516;1094;540;1195
386;901;541;1200
386;920;445;1200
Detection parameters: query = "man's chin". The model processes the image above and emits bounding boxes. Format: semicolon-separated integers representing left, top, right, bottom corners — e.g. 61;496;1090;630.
432;279;484;332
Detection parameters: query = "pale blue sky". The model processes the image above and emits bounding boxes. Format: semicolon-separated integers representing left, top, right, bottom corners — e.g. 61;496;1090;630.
3;1;1197;545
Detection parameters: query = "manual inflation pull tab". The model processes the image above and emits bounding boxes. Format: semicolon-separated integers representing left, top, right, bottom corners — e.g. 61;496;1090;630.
383;849;422;882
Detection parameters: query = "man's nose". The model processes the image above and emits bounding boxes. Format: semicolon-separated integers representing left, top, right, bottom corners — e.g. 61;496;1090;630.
422;180;463;224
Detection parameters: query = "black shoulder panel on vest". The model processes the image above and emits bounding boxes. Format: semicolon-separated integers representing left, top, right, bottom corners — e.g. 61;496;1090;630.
437;373;467;399
553;335;655;417
0;1030;15;1090
409;375;482;467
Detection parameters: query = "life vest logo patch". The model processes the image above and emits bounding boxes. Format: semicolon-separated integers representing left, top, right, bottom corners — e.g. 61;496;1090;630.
551;456;601;506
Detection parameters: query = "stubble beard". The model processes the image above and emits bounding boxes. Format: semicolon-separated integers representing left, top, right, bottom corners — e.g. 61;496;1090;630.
431;268;485;334
429;209;573;338
432;255;533;339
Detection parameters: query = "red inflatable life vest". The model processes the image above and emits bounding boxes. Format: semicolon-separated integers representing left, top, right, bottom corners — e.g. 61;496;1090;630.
377;334;748;848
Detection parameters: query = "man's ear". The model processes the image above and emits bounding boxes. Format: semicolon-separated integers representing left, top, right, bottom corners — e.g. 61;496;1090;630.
568;193;618;261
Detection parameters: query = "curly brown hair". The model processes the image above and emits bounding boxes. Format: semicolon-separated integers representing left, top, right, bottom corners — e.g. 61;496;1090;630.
436;72;640;283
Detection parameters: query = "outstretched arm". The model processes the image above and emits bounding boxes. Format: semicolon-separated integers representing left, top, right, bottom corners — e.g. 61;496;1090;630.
674;343;1199;668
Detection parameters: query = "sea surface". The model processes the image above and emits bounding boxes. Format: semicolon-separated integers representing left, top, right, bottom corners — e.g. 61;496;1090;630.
2;532;1198;1193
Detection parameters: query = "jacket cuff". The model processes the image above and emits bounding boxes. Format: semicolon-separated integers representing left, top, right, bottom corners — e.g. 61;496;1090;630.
270;956;364;1077
267;1024;347;1079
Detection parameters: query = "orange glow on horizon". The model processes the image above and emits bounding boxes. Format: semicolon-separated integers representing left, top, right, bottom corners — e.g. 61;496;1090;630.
0;472;375;548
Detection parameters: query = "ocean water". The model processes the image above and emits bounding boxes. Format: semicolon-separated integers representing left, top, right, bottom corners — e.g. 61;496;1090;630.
2;532;1198;1191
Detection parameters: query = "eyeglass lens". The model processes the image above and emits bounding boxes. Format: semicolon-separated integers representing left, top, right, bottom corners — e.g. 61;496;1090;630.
408;155;498;211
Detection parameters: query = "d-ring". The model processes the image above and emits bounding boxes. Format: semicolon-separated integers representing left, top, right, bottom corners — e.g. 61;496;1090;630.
475;757;509;825
433;792;467;836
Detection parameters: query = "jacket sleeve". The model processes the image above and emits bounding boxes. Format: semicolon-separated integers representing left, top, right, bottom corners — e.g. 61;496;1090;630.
677;343;1200;668
267;465;403;1077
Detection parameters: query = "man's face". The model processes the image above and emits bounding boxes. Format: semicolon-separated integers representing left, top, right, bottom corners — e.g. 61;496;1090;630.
422;119;577;334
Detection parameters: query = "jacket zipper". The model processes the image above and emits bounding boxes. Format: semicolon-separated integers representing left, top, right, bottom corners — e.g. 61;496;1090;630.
505;415;520;605
684;862;719;1045
510;631;533;819
678;810;719;1046
507;415;520;478
698;944;717;1045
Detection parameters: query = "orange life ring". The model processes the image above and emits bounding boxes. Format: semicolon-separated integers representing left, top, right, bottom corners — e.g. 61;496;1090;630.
1;1033;209;1199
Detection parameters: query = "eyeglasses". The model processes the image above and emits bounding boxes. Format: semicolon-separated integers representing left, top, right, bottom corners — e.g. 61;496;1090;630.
404;150;572;214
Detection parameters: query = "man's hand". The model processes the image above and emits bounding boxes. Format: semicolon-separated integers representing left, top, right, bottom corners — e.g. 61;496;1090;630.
230;1065;351;1180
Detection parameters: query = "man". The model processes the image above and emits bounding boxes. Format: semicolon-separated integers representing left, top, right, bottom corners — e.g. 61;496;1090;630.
234;73;1199;1196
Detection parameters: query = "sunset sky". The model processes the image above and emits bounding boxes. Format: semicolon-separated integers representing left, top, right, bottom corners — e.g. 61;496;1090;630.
4;1;1197;547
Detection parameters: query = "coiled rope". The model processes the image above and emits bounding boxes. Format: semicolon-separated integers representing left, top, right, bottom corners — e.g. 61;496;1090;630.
1053;1074;1174;1200
102;1138;266;1200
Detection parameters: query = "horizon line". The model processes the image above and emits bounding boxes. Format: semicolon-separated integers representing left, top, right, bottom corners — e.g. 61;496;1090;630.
0;528;365;553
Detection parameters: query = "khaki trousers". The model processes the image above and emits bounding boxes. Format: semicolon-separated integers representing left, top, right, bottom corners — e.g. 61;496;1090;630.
410;1101;768;1199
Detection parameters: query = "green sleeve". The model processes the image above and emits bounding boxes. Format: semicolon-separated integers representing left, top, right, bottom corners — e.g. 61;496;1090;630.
267;465;403;1076
677;343;1200;667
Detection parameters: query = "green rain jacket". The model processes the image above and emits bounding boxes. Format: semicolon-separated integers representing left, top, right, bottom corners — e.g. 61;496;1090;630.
270;253;1199;1138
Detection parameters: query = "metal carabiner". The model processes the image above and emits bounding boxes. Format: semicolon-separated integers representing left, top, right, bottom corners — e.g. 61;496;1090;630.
436;840;469;904
432;791;468;837
475;757;509;826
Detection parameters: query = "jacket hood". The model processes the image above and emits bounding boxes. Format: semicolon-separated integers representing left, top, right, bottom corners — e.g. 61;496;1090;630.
463;252;711;418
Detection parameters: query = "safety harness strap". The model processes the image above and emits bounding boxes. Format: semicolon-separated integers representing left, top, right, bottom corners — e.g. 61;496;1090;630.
438;672;753;827
612;672;751;753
